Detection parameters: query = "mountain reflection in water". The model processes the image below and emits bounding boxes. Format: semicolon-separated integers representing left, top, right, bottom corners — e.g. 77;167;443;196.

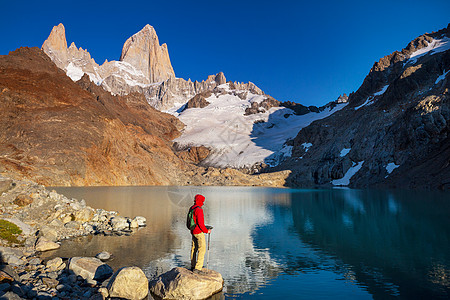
49;186;450;299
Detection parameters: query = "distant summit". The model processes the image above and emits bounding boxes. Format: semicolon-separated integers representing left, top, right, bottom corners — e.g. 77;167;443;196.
119;24;175;83
42;23;175;95
41;23;266;110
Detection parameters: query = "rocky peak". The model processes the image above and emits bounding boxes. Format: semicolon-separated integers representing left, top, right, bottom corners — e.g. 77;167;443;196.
215;72;226;85
41;23;68;69
119;24;175;83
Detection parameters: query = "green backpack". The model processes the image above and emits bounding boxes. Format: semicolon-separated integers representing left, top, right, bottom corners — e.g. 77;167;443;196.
186;206;199;230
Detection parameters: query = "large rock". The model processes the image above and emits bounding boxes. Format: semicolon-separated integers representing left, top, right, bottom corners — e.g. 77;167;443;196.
133;216;147;227
149;267;223;300
68;257;113;281
46;257;65;272
35;237;60;252
107;267;148;300
38;226;58;241
110;216;129;231
73;207;94;222
0;247;24;266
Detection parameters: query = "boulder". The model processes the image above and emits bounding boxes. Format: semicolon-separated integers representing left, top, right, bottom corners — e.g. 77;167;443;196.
129;219;139;228
0;270;14;283
35;237;60;252
68;257;113;281
38;226;58;241
107;267;148;300
133;216;146;227
74;207;94;222
46;257;65;272
0;179;14;194
42;277;58;289
149;267;223;300
95;251;111;261
64;221;81;229
110;217;129;231
0;247;24;266
13;194;33;206
61;214;73;224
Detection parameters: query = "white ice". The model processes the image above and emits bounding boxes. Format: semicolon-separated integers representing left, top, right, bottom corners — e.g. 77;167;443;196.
354;84;389;110
385;162;399;174
172;83;347;168
66;62;84;81
302;143;313;152
332;161;365;186
339;148;351;157
435;70;449;84
407;37;450;64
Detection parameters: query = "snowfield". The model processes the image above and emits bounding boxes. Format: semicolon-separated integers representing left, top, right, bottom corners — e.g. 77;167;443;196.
407;37;450;64
169;83;347;169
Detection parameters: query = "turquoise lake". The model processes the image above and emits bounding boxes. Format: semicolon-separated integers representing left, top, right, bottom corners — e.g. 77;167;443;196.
48;186;450;299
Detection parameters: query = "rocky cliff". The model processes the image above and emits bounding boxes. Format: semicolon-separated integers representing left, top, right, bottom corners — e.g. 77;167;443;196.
277;24;450;190
120;24;175;83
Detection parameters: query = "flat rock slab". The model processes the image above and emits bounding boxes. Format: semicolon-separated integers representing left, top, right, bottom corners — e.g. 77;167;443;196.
35;237;60;252
150;267;223;300
68;257;113;281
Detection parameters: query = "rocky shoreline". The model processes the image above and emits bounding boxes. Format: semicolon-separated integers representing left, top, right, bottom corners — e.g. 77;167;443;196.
0;176;149;299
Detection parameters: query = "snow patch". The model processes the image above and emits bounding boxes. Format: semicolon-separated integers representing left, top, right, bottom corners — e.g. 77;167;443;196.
354;85;389;110
302;143;312;152
66;62;84;81
407;37;450;64
385;162;399;174
435;70;449;84
339;148;351;157
374;84;389;96
332;161;365;186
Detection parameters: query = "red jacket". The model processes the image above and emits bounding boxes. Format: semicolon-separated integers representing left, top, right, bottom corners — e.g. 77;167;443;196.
190;194;208;234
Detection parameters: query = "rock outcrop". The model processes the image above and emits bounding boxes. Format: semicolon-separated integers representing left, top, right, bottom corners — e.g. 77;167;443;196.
120;24;175;83
149;267;223;300
182;91;212;111
277;23;450;190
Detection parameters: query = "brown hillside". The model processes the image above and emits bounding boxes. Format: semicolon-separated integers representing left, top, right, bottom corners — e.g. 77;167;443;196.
0;47;188;186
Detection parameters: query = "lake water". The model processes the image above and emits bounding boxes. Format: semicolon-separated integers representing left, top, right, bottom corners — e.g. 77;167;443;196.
47;186;450;299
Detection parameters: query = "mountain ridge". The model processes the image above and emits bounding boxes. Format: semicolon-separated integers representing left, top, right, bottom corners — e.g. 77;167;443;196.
276;23;450;189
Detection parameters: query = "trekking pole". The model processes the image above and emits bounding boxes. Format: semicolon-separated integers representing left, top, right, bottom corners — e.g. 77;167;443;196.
206;225;213;269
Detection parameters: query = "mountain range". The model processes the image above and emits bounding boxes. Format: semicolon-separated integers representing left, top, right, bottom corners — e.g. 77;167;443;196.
1;23;449;189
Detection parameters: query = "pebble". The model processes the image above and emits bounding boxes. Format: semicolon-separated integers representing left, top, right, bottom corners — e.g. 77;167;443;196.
95;251;111;261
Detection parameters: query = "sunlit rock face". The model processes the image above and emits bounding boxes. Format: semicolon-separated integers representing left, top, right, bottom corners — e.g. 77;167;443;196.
120;24;175;83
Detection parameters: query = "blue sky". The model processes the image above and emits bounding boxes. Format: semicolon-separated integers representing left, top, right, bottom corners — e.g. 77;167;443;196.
1;0;449;106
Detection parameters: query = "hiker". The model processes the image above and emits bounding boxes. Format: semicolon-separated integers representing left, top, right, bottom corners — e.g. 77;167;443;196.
188;194;211;273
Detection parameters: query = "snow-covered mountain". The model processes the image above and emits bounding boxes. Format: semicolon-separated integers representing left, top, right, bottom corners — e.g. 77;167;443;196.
280;23;450;189
41;24;265;111
170;83;347;169
41;23;348;171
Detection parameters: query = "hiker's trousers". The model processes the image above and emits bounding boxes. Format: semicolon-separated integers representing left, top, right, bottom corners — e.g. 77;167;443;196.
191;233;206;270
